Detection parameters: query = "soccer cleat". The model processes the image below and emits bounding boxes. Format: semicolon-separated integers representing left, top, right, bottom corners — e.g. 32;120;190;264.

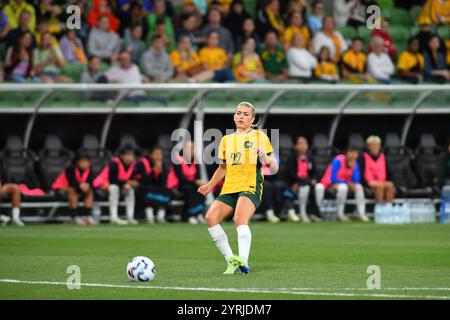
73;216;87;226
84;217;97;225
229;255;251;274
266;210;280;223
110;217;129;225
358;214;370;222
337;214;350;222
197;214;206;224
223;261;240;275
11;218;25;227
300;214;311;223
188;216;199;224
287;209;300;222
128;218;139;225
1;215;11;226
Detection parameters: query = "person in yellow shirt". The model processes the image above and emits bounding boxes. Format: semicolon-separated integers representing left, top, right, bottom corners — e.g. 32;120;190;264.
232;37;266;83
170;34;214;82
315;46;339;82
199;31;235;82
198;102;278;275
430;0;450;25
3;0;36;32
340;37;372;83
282;10;311;50
397;37;425;84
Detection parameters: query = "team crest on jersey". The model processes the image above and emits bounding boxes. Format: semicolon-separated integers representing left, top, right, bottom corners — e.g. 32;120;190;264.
244;141;253;148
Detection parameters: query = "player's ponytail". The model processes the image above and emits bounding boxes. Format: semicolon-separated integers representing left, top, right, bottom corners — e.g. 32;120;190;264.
237;101;262;130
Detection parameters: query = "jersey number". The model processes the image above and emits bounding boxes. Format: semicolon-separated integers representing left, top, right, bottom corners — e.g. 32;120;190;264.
231;152;242;165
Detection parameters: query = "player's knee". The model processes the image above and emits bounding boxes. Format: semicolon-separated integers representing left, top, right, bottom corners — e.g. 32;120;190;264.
315;183;325;192
337;183;348;194
386;181;394;190
205;211;219;227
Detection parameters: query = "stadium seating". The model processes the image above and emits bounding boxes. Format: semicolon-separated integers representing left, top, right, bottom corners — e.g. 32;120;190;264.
347;133;365;151
114;134;146;156
78;134;112;176
310;133;338;179
414;133;443;194
38;135;74;191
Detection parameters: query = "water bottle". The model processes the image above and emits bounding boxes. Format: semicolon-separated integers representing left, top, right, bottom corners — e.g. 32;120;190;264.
92;202;101;223
375;204;382;224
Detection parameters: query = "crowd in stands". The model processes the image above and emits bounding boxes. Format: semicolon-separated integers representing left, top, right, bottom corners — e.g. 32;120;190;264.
0;0;449;86
1;133;450;226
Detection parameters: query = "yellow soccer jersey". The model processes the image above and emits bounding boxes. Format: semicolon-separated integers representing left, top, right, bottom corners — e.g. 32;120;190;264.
218;129;273;196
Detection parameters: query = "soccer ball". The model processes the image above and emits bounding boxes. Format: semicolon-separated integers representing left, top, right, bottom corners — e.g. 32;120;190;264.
127;256;156;282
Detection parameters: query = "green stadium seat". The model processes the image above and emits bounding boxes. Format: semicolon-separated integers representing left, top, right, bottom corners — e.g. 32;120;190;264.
386;8;413;26
243;0;257;17
357;26;372;46
436;26;449;40
389;26;411;48
337;26;357;40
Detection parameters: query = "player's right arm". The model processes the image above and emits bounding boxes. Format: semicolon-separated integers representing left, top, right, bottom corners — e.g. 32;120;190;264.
197;163;226;196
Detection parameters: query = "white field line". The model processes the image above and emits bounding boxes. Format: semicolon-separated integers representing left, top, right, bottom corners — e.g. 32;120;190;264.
0;279;449;300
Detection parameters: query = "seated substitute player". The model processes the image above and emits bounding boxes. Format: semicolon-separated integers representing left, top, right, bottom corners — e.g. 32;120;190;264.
198;102;278;274
168;140;207;224
93;146;138;225
133;146;171;224
315;146;369;222
286;136;321;223
359;135;395;205
0;173;23;226
52;152;96;225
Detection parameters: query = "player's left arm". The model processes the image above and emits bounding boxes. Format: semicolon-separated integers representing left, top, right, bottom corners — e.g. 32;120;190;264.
256;133;278;174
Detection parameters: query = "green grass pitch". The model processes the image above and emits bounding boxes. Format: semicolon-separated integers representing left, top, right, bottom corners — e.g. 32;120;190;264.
0;222;449;300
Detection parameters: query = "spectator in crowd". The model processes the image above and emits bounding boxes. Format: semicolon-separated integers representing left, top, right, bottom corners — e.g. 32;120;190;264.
3;0;36;32
312;16;348;62
173;1;203;31
51;152;96;226
287;136;321;223
200;7;234;57
199;30;235;82
0;170;23;226
33;32;71;83
59;30;88;65
232;37;266;83
167;140;206;224
315;46;340;82
93;146;138;225
258;30;289;82
287;34;317;82
341;37;371;83
81;55;113;101
35;18;59;48
0;9;10;43
235;17;261;52
225;0;252;42
87;0;120;33
414;16;442;53
283;0;308;21
429;0;450;25
34;0;64;36
333;0;359;27
437;138;450;189
122;24;146;65
255;0;285;38
346;0;366;27
117;1;151;37
360;135;395;205
133;146;172;224
141;33;174;82
397;37;425;84
152;16;176;52
176;13;203;51
370;18;397;59
315;146;369;222
87;16;121;64
3;31;39;83
308;0;325;34
367;36;395;84
4;9;36;49
147;0;176;51
282;10;311;50
170;34;213;82
423;35;450;83
105;50;156;103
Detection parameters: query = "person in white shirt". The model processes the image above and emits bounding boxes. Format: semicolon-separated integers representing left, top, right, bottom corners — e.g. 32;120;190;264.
287;34;317;81
105;50;167;104
367;36;395;84
312;16;348;62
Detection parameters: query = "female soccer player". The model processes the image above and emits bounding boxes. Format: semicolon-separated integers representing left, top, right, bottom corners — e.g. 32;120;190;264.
198;102;278;274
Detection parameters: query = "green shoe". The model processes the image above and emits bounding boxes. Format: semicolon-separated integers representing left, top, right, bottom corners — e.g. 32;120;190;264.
223;261;239;274
229;255;251;274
